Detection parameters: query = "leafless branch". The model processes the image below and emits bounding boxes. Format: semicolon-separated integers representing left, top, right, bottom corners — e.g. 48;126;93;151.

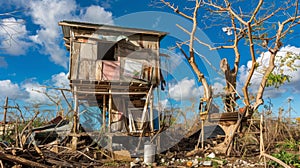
176;24;235;50
160;0;193;20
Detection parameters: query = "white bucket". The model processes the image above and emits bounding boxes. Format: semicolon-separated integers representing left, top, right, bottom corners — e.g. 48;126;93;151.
144;143;156;164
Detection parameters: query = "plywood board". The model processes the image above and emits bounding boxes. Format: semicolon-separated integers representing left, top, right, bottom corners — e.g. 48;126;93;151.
71;42;81;80
78;60;96;80
95;60;102;81
78;60;89;80
80;43;97;60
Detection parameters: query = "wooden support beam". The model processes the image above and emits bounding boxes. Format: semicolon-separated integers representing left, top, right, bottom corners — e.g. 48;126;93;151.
71;86;79;151
140;85;154;129
149;92;154;132
102;95;106;131
135;85;154;152
201;119;204;149
108;89;112;132
74;90;147;95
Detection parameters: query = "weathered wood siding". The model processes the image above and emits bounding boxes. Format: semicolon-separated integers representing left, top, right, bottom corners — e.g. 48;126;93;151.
70;42;80;80
69;33;161;83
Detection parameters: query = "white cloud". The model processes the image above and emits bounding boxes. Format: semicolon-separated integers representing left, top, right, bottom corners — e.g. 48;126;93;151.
168;77;226;101
238;45;300;98
51;72;69;88
157;99;169;111
21;72;72;104
1;0;114;68
79;5;113;24
168;78;202;101
211;82;225;96
27;0;114;68
28;0;77;68
21;81;48;103
0;71;70;103
0;80;23;99
0;17;31;55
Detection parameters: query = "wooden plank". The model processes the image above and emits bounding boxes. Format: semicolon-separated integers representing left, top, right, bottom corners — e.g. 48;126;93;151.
59;21;168;37
0;153;50;168
127;35;141;47
209;112;239;122
201;119;204;149
96;60;102;81
78;60;89;80
74;90;147;95
71;42;80;80
142;35;158;50
90;61;96;80
72;86;79;151
108;89;112;132
149;93;154;132
78;60;96;80
140;84;154;129
103;95;106;131
80;43;97;60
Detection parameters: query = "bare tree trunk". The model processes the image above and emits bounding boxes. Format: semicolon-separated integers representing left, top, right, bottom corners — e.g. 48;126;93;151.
220;59;237;113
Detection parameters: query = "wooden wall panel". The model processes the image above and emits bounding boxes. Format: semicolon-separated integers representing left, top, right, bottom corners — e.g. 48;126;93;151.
78;60;96;80
78;60;89;80
95;60;103;81
70;35;161;82
80;43;97;60
71;42;81;80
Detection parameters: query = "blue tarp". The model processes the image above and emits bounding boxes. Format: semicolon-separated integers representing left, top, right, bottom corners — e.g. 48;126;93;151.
79;104;107;132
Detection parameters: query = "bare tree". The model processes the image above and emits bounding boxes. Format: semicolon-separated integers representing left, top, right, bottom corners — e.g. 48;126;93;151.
158;0;300;153
159;0;299;114
0;10;25;50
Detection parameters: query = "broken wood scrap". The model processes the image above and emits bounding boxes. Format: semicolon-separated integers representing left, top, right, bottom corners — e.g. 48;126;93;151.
225;106;248;156
0;152;50;168
44;158;74;168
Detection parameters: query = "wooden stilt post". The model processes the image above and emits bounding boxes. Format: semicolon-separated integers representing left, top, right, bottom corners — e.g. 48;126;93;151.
2;97;8;139
108;89;112;132
140;85;154;130
71;86;79;151
135;85;153;152
102;95;106;131
201;119;204;149
157;97;161;153
150;92;154;133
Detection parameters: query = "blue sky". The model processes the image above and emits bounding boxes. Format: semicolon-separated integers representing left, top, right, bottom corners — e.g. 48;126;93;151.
0;0;300;119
